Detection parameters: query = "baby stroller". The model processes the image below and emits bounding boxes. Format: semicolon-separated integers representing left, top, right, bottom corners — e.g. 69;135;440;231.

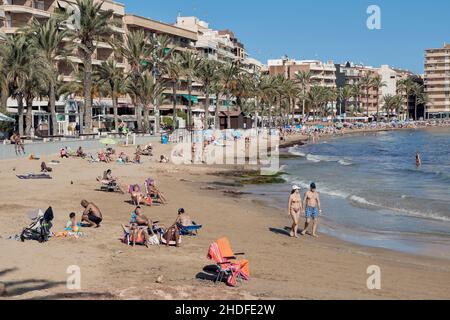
20;207;54;243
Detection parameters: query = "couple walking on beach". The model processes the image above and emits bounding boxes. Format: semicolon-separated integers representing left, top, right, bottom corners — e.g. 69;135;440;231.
288;183;322;238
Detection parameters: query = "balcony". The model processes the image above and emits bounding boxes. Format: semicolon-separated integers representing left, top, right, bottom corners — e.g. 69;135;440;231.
2;3;51;19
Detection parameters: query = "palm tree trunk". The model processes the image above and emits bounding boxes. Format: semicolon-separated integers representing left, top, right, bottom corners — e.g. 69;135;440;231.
25;96;33;137
291;97;295;125
154;105;160;135
112;90;118;132
48;84;57;135
414;99;418;121
143;106;150;133
366;89;369;117
204;85;209;130
215;93;220;130
188;79;193;129
376;88;379;121
136;104;143;132
302;95;306;121
172;82;177;130
1;88;8;115
17;96;24;137
83;54;93;133
226;91;231;129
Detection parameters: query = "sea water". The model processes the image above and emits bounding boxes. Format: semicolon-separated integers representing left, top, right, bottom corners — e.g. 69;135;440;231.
246;127;450;259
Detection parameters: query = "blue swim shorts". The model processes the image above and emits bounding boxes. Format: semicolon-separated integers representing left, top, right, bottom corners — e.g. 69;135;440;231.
305;206;320;219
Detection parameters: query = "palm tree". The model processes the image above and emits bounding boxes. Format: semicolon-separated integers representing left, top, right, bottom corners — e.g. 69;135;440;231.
307;86;325;121
180;51;200;129
397;77;415;120
25;16;71;135
370;75;386;121
23;70;47;136
339;85;354;117
350;83;362;116
196;58;220;130
165;52;183;130
413;84;429;121
127;71;166;133
97;59;126;132
360;73;374;117
220;61;240;128
71;0;114;133
257;75;278;127
295;70;313;121
118;30;152;132
0;34;38;136
382;94;403;121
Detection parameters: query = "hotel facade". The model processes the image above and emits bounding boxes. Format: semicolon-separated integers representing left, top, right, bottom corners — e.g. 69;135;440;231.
424;43;450;119
0;1;263;133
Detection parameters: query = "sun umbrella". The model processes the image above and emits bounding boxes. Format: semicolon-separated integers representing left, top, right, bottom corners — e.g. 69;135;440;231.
0;112;15;122
99;138;116;145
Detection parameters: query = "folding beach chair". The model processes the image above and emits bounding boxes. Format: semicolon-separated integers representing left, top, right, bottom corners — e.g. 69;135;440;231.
207;237;250;287
177;222;202;236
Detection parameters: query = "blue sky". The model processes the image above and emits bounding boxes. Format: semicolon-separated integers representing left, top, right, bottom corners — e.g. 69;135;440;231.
121;0;450;73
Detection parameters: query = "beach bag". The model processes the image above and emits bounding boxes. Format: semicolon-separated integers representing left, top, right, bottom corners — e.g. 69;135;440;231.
148;234;160;246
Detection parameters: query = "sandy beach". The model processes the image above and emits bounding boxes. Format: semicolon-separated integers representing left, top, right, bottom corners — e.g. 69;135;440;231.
0;135;450;300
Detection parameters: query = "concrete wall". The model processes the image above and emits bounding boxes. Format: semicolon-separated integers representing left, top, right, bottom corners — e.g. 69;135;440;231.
0;135;159;160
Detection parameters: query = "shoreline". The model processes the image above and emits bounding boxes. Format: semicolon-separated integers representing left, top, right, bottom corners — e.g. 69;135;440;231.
0;131;449;299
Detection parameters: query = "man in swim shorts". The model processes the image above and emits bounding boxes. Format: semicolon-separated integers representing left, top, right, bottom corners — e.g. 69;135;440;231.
302;183;322;238
81;200;103;228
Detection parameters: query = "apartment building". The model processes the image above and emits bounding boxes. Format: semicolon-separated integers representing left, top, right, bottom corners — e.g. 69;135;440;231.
268;58;337;88
0;0;127;134
123;14;200;114
175;16;262;74
424;43;450;119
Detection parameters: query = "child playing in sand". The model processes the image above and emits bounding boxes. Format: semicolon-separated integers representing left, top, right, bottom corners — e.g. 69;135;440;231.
66;212;81;233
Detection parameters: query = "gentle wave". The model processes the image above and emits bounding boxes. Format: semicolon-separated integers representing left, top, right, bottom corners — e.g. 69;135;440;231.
288;177;450;222
288;147;354;166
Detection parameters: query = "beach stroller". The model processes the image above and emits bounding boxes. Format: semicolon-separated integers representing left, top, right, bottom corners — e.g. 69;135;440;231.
20;207;54;243
207;237;250;287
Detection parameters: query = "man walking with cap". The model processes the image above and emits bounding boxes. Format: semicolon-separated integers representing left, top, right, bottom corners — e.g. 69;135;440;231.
302;183;322;238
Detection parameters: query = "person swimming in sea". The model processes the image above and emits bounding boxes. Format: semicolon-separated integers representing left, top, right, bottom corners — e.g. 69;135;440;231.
416;151;422;167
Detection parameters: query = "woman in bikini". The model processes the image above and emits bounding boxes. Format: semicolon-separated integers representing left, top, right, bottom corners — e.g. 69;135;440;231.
288;185;303;238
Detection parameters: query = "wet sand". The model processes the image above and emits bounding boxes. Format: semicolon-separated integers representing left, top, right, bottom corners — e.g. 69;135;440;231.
0;139;449;300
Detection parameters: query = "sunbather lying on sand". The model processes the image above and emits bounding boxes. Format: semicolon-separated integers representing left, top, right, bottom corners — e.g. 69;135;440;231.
81;200;103;228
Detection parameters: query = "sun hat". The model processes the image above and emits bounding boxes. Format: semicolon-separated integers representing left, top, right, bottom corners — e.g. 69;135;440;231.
292;185;301;191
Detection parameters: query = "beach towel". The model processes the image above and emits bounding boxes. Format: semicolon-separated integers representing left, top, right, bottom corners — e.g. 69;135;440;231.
17;173;52;180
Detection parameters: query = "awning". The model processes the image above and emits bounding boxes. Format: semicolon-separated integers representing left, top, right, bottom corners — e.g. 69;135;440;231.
0;112;15;123
181;94;198;104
